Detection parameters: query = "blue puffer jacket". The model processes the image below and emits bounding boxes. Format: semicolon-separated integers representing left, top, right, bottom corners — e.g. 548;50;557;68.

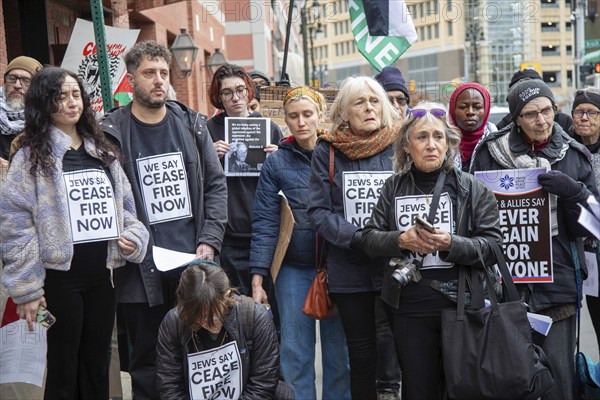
250;137;315;276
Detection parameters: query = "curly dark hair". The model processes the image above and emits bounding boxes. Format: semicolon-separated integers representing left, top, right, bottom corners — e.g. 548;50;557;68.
209;64;255;110
124;41;172;74
177;261;238;330
19;67;118;175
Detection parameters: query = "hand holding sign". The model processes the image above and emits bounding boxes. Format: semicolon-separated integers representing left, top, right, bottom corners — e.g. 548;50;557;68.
118;236;137;255
538;170;582;200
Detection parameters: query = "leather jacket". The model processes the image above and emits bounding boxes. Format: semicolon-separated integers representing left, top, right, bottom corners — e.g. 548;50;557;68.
362;167;503;307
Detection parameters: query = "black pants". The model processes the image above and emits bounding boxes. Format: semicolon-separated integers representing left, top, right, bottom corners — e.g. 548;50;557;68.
375;296;401;392
330;292;378;400
391;313;445;400
587;294;600;357
43;261;116;399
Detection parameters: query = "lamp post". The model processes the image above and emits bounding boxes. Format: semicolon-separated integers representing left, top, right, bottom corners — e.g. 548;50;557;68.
171;28;199;78
207;48;228;74
302;1;322;86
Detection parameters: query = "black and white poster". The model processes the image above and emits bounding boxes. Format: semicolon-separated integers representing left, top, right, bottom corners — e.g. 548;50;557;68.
224;117;271;177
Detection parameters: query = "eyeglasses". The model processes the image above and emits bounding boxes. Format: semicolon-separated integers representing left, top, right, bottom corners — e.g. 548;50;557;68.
4;74;32;86
389;95;408;106
572;109;599;119
410;108;446;118
220;87;248;101
519;106;555;122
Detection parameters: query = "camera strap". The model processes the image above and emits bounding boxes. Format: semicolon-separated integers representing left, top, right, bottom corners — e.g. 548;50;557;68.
425;169;447;225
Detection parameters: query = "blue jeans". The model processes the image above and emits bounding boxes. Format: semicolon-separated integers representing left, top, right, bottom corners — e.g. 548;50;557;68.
275;264;350;400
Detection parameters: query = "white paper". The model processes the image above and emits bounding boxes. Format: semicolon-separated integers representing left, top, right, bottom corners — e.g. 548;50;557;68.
0;320;47;387
527;312;553;336
583;251;599;297
578;196;600;240
152;246;197;272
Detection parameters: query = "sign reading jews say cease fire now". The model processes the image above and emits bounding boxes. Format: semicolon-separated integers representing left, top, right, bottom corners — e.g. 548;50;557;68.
475;168;553;283
187;341;242;400
136;152;192;225
343;171;393;228
63;169;120;244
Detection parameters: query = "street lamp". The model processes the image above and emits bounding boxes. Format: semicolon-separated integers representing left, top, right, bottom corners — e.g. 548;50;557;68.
171;28;199;78
207;48;228;74
302;0;323;86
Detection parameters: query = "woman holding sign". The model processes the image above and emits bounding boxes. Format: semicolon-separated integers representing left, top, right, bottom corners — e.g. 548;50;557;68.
360;101;503;399
0;67;149;399
307;76;401;399
472;79;599;400
156;261;283;399
250;87;350;399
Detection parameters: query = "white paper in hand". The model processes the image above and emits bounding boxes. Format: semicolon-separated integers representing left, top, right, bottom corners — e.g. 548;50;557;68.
152;246;197;272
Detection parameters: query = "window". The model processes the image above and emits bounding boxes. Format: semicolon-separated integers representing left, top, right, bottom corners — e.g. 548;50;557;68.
541;45;560;56
567;70;573;86
447;0;452;11
566;45;572;56
420;26;425;40
427;25;432;40
334;23;338;36
335;43;339;56
434;24;439;38
447;21;453;36
340;43;344;55
541;22;559;32
566;22;572;31
346;41;350;54
419;3;424;18
542;71;560;86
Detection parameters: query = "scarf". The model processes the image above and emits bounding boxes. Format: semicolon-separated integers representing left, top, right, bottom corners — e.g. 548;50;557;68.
487;126;569;236
319;123;397;160
0;87;25;136
449;83;491;163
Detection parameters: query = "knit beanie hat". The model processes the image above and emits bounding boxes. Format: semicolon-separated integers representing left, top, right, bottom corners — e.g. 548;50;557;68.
572;89;600;112
5;56;43;77
374;66;410;104
508;68;542;89
248;69;271;85
507;79;555;122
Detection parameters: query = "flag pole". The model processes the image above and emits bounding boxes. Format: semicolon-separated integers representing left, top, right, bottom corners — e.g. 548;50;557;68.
278;0;294;86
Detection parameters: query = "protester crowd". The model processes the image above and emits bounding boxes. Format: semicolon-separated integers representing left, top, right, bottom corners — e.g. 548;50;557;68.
1;41;599;400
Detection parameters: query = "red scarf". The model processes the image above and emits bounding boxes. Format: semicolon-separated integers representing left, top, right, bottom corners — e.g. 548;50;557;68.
319;123;398;160
449;83;491;163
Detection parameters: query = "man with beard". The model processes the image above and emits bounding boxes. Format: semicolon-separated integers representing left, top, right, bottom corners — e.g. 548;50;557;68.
100;41;227;400
0;56;43;167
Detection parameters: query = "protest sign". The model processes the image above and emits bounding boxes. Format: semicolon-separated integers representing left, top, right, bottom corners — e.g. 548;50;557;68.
187;341;242;399
475;168;553;283
224;117;270;176
342;171;393;228
395;193;454;269
61;18;139;113
136;152;192;224
63;169;120;244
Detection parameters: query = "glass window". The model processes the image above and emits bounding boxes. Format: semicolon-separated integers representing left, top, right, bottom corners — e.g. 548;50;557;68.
447;21;453;36
566;45;572;55
541;0;558;7
566;22;572;31
420;26;425;40
542;71;560;86
427;25;432;40
435;24;439;38
541;45;560;56
541;22;559;32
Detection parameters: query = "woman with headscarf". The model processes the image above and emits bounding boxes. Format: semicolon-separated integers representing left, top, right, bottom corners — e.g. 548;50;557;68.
448;82;496;172
250;87;350;399
472;79;599;400
308;76;401;399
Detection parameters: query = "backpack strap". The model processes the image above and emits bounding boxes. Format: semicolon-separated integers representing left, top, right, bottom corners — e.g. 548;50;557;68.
240;296;256;352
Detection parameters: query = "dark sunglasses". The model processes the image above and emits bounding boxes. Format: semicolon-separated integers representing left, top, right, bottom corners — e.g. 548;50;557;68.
410;108;446;118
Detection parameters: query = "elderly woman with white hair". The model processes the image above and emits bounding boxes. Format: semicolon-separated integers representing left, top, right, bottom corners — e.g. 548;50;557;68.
307;76;401;399
361;102;503;399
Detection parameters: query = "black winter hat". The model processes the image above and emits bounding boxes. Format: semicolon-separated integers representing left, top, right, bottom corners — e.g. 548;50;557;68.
572;89;600;113
374;66;410;104
507;79;555;122
508;69;542;89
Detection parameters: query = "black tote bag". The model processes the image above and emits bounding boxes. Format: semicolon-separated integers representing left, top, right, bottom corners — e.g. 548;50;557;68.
441;242;555;400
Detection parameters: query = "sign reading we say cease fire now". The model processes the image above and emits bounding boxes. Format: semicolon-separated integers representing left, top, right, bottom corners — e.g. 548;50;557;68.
137;152;192;224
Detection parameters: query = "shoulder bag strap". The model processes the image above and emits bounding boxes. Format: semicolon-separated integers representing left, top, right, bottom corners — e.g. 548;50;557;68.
570;241;583;354
426;169;447;225
315;144;335;272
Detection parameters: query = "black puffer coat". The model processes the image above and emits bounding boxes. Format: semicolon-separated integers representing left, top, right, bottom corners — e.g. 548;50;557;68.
156;295;280;399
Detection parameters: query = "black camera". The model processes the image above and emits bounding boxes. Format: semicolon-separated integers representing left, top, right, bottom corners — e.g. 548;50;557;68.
389;258;422;288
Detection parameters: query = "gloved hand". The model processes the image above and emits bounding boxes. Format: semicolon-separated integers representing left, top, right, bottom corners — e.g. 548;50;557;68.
538;170;582;199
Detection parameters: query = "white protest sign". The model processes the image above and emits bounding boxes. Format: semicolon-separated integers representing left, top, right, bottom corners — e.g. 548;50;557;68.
343;171;393;228
137;152;192;224
63;169;120;244
188;341;242;399
395;193;454;269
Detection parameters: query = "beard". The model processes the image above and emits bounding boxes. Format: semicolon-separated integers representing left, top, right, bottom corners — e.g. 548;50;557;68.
5;92;25;111
132;82;166;109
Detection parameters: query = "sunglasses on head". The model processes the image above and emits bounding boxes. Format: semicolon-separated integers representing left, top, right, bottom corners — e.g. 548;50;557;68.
410;108;446;118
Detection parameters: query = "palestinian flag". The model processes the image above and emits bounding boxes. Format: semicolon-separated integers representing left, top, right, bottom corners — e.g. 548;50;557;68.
113;74;133;106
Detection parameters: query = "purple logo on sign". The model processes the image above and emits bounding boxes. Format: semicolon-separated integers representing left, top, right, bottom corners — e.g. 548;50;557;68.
500;175;514;191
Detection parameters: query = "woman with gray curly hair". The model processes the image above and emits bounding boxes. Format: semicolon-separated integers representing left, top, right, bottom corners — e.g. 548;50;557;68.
361;101;503;399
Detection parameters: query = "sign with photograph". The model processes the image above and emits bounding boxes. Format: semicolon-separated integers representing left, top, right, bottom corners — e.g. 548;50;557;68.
475;168;553;283
224;117;271;176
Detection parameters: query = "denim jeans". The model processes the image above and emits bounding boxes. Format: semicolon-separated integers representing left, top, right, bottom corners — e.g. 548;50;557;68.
276;264;350;400
541;314;576;400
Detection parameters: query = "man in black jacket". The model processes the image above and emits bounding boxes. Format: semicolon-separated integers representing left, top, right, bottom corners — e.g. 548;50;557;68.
101;41;227;400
